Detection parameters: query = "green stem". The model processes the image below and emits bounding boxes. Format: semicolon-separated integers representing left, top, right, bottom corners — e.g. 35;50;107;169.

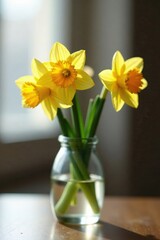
100;86;108;99
84;98;93;133
54;181;78;214
54;150;100;215
85;88;108;138
55;181;99;215
88;97;105;137
71;95;85;137
57;109;69;136
57;109;75;137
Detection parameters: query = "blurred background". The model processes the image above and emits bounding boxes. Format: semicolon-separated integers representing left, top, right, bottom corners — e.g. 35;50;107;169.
0;0;160;196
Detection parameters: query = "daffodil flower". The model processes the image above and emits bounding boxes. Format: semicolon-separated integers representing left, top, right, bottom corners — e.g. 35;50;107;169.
98;51;148;111
42;42;95;103
16;59;72;120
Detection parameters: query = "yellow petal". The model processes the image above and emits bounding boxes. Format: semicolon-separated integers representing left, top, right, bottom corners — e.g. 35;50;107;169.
43;62;53;71
70;50;86;69
120;89;138;108
112;51;124;76
59;102;73;109
140;78;148;90
37;73;55;89
56;86;75;104
125;57;143;72
111;85;124;111
41;98;58;120
50;42;70;62
31;59;48;79
22;99;29;108
75;70;94;90
16;76;35;88
51;92;73;108
99;69;115;91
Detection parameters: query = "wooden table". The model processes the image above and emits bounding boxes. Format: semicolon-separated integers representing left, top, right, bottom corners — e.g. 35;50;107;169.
0;194;159;240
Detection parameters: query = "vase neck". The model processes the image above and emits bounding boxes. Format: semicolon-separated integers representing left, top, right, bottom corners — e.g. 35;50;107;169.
58;135;98;149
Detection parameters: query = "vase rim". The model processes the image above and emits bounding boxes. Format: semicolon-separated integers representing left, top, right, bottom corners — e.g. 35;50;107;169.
58;135;99;144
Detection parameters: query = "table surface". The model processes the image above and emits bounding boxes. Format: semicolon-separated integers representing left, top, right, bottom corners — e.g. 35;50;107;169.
0;194;160;240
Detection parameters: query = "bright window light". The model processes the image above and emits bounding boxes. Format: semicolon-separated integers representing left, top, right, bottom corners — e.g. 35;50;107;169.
0;0;60;143
1;0;43;20
0;0;72;143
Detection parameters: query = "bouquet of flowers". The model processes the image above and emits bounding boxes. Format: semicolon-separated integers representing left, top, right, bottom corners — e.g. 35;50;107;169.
15;42;148;218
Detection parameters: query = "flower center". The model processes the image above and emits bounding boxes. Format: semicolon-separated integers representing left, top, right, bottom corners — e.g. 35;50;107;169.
125;69;143;93
51;61;77;88
62;69;71;77
22;82;51;108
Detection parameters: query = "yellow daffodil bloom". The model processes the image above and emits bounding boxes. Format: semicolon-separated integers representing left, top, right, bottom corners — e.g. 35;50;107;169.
42;42;95;102
16;59;72;120
98;51;148;111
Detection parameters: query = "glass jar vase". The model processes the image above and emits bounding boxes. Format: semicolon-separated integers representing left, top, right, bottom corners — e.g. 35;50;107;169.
50;135;105;225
